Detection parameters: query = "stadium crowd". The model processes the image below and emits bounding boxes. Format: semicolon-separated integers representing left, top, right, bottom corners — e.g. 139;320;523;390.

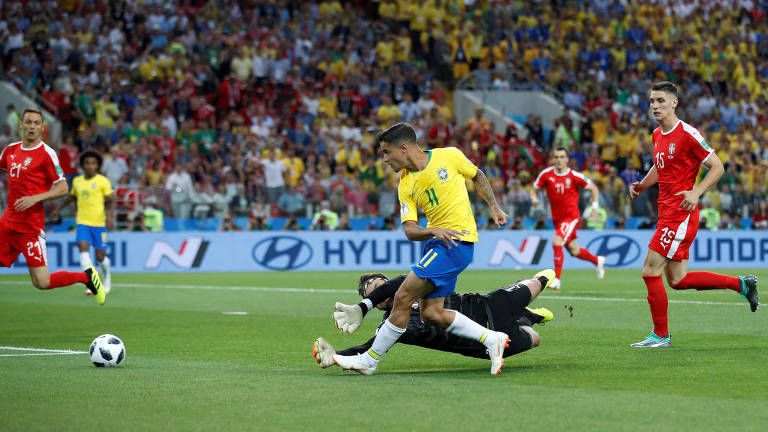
1;0;767;231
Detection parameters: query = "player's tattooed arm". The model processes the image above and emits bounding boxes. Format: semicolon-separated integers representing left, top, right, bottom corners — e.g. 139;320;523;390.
473;170;508;227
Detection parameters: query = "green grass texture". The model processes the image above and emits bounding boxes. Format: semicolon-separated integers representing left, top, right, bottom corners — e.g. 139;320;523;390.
1;268;766;431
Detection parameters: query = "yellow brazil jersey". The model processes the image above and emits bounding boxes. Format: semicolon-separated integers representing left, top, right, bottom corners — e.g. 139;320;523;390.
72;174;113;227
398;147;479;243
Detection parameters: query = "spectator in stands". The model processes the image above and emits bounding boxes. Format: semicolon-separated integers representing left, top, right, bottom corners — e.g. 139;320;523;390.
190;181;214;221
277;184;306;218
752;200;768;229
613;215;627;230
506;215;525;230
126;213;149;232
329;184;348;216
102;146;129;187
336;213;352;231
311;201;339;231
377;179;397;218
6;104;19;138
211;184;231;219
0;124;14;146
218;213;241;232
261;148;287;204
165;162;193;219
247;214;271;231
283;217;302;231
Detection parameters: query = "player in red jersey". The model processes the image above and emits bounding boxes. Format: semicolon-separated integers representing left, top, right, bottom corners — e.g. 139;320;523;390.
629;82;758;348
0;108;106;304
530;147;605;290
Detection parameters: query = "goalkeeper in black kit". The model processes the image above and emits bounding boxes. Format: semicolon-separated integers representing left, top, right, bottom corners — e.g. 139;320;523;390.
313;269;556;371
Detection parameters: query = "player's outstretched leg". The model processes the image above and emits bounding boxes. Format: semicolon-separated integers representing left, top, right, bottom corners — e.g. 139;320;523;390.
84;266;107;305
630;332;671;348
739;275;759;312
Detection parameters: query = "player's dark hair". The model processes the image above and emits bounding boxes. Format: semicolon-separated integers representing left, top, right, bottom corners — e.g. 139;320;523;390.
651;81;679;99
21;107;43;122
79;150;103;170
358;273;388;297
375;122;417;150
553;146;569;155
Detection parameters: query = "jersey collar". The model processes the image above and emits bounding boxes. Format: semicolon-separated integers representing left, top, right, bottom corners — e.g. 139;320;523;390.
553;167;571;176
20;141;44;151
660;119;681;135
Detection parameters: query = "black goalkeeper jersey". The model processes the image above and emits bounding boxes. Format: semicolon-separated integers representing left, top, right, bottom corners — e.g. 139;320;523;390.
338;276;532;359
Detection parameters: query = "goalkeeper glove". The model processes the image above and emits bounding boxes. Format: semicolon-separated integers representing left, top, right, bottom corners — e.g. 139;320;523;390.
333;302;363;334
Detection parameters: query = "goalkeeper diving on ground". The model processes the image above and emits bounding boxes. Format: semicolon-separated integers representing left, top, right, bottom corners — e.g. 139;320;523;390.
313;269;556;372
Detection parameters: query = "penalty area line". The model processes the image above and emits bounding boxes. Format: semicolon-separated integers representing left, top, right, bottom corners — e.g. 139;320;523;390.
0;346;88;358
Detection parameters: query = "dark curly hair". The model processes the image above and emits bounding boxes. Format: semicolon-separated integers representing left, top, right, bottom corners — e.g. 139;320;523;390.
357;273;388;297
79;150;103;170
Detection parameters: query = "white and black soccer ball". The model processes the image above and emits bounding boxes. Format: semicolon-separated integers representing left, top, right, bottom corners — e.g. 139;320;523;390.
89;334;125;367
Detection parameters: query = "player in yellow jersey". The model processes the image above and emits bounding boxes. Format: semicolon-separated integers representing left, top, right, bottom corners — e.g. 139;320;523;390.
50;151;115;293
332;123;511;375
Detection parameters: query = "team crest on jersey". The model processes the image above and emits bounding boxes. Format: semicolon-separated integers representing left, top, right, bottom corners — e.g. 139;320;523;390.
437;166;448;183
668;143;676;154
565;178;571;187
23;157;32;167
91;182;97;189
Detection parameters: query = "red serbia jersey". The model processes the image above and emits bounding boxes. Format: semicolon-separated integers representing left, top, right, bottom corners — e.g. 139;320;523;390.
0;141;65;233
652;120;714;219
534;166;590;221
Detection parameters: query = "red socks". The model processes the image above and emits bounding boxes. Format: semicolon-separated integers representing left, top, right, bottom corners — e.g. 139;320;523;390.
576;247;599;265
643;275;668;338
553;245;564;278
671;272;741;292
49;271;88;289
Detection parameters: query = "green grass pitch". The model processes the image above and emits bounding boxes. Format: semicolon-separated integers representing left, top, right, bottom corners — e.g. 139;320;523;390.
1;269;766;431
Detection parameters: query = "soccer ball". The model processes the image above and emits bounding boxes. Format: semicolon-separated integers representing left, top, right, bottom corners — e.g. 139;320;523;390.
89;334;126;367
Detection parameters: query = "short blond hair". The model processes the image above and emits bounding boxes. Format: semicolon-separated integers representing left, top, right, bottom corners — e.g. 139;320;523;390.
21;107;43;122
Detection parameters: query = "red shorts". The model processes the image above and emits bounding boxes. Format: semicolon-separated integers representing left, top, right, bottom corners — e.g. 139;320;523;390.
649;211;699;262
0;218;48;268
553;217;580;243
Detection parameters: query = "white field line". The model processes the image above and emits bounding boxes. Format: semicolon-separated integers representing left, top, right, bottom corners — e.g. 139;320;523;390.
0;281;747;306
0;346;88;358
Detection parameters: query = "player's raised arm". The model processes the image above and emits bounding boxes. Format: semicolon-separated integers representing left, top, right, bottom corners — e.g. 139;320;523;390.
472;169;508;227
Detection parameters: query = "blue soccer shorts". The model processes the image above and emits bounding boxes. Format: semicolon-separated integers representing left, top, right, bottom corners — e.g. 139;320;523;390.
411;237;474;299
76;224;108;250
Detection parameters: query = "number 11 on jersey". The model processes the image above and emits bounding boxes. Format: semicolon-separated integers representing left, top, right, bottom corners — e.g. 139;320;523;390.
426;188;439;206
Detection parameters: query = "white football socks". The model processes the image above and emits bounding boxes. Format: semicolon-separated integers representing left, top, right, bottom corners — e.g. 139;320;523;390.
98;256;111;293
79;252;92;269
446;310;492;345
367;319;406;363
99;256;110;275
